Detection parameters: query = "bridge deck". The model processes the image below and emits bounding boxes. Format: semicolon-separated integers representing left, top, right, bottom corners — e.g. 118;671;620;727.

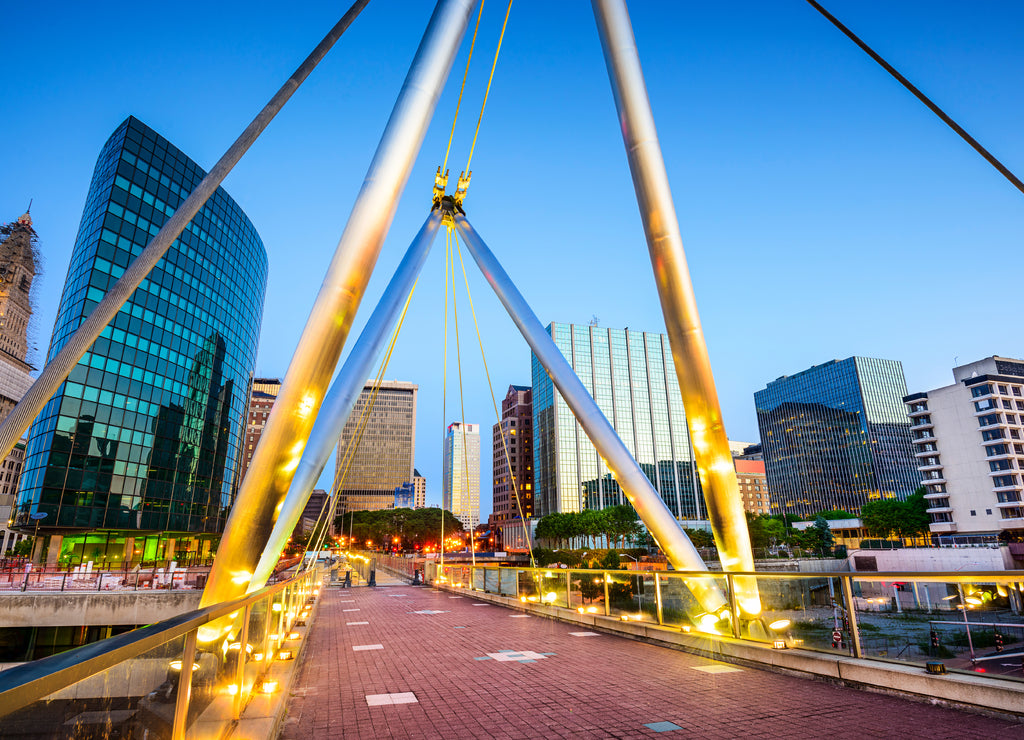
282;582;1023;739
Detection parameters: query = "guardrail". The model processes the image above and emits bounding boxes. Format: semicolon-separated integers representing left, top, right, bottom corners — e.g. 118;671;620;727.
0;567;321;739
433;564;1024;683
0;565;217;592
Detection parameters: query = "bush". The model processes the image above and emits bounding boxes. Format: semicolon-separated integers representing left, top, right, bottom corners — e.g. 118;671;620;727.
601;549;621;570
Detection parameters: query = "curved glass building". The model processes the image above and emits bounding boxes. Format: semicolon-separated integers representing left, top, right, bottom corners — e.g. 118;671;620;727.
14;117;267;565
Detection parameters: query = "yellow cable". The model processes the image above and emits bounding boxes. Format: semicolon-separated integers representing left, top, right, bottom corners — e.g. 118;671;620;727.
454;235;535;567
465;0;513;175
450;229;476;568
441;0;486;175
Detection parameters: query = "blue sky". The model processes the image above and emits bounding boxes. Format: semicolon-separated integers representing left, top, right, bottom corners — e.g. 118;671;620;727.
2;1;1023;518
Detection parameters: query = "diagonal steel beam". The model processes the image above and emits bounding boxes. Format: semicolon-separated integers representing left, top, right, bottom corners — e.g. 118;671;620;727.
200;0;477;610
452;210;726;614
248;209;442;591
592;0;759;614
0;0;371;464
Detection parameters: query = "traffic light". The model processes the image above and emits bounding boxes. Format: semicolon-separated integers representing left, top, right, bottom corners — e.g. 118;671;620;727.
930;630;940;650
995;632;1004;653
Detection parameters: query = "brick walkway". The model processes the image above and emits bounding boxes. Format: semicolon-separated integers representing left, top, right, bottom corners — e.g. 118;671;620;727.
281;584;1024;739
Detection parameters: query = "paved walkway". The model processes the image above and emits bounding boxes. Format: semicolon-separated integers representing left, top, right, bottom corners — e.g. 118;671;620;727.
281;584;1024;739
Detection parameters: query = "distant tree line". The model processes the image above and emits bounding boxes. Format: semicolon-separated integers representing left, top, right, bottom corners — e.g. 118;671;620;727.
533;506;644;549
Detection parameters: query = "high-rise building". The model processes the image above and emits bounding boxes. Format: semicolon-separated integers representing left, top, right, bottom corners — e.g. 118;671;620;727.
755;356;918;517
903;356;1024;541
734;458;771;515
532;323;703;520
413;469;426;509
492;385;533;528
334;380;416;513
14;116;267;566
443;422;480;530
0;209;40;556
238;377;280;484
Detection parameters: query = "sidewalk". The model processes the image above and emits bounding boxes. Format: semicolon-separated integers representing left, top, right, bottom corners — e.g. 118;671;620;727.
281;585;1024;739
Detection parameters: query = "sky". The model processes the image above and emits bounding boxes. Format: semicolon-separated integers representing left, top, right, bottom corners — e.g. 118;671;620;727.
2;1;1023;520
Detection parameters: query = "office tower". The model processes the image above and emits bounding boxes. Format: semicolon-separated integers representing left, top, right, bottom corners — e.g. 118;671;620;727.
492;385;533;526
755;356;918;518
238;377;280;483
734;458;771;515
0;209;40;556
443;422;480;531
14;116;267;566
413;469;426;509
904;356;1024;541
334;380;416;513
532;323;703;520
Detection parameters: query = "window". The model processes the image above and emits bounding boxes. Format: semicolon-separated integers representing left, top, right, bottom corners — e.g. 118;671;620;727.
972;384;993;398
970;510;976;516
930;512;953;523
1000;385;1010;394
993;475;1018;487
975;399;996;411
997;491;1021;503
986;444;1008;457
1004;400;1014;409
1000;507;1024;520
979;413;1000;427
1015;387;1022;397
990;459;1012;471
982;429;1005;441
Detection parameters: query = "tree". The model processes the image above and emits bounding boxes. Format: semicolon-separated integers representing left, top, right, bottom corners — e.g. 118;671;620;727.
814;509;853;520
861;491;930;540
745;513;769;550
799;515;834;556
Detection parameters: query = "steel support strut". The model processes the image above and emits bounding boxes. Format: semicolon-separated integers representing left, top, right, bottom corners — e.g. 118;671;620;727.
452;212;726;614
0;0;371;465
201;0;477;611
591;0;759;614
248;210;442;591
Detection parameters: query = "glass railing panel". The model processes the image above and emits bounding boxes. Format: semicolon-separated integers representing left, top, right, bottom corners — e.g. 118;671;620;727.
657;572;734;636
746;574;848;653
2;633;188;739
472;567;485;591
605;571;658;623
482;567;499;594
568;569;607;615
535;569;569;608
851;575;1024;682
499;567;518;597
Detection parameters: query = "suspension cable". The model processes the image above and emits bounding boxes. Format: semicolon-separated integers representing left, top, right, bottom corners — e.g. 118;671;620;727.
805;0;1024;197
454;234;535;567
450;229;476;568
439;229;450;577
464;0;513;177
441;0;485;176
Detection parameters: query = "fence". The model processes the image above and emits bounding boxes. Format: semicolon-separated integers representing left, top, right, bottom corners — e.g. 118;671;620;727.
433;563;1024;683
0;567;321;739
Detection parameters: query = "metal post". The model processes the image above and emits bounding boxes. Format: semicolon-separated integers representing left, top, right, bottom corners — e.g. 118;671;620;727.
591;0;758;615
840;576;862;658
203;0;477;611
171;629;198;740
453;212;726;615
726;574;741;639
603;572;611;617
233;604;252;721
654;573;664;625
957;584;976;663
0;0;371;464
248;211;442;591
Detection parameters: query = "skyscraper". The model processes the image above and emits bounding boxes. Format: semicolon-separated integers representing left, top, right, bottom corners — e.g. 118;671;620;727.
443;422;480;531
532;323;703;520
904;356;1024;541
755;356;918;517
334;380;416;513
492;385;533;527
238;377;280;484
413;469;426;509
14;116;267;566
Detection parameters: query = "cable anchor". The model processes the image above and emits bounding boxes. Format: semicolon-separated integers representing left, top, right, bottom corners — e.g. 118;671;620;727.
453;170;471;208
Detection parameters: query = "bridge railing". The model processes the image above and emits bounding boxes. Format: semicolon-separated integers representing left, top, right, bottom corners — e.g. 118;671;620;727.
0;564;221;592
0;567;320;739
435;564;1024;683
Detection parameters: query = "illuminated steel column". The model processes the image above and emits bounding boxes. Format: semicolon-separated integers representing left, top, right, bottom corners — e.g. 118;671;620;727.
202;0;477;609
453;212;725;613
0;0;370;464
248;210;442;591
591;0;758;612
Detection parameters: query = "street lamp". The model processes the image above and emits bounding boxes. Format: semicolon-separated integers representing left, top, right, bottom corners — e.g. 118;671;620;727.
29;512;47;565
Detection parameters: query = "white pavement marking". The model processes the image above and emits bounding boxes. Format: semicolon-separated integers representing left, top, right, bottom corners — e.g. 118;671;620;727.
339;599;355;603
386;594;408;597
346;621;370;625
509;615;530;618
353;644;384;651
472;603;489;606
342;609;360;612
448;596;463;599
411;610;449;615
693;665;743;674
569;632;599;637
366;692;418;706
486;650;549;662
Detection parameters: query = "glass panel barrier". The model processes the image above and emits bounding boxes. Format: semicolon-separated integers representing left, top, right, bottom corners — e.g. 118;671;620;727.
482;567;499;595
605;571;658;623
851;575;1024;682
499;567;517;597
747;574;849;653
568;569;607;615
535;569;569;608
2;634;188;739
472;567;485;592
657;573;734;636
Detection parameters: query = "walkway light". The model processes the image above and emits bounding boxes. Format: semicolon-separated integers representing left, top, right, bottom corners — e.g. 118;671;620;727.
168;660;200;671
278;649;295;660
260;680;279;694
227;683;240;695
768;619;791;631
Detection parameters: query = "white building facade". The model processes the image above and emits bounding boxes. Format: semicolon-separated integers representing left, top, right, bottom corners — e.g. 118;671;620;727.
904;356;1024;542
443;422;480;531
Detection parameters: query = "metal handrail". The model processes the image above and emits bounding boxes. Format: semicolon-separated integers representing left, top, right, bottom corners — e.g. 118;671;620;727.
0;567;311;717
